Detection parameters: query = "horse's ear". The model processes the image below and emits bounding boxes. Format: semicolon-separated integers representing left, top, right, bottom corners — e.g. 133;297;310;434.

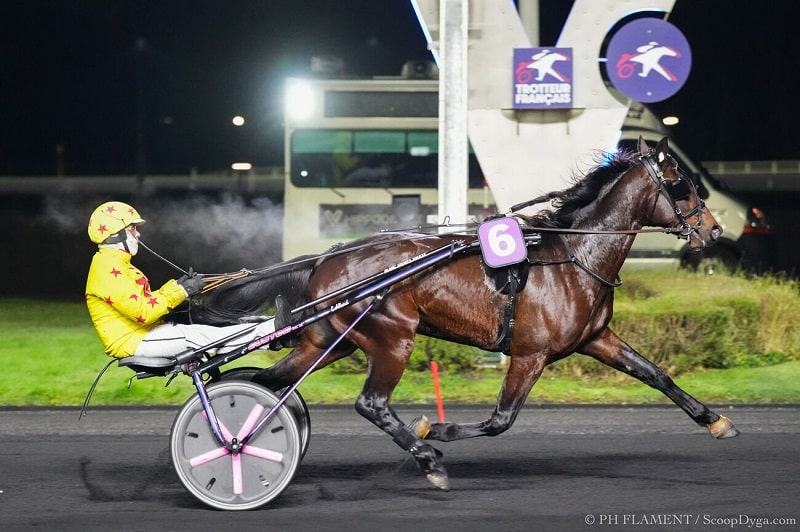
637;136;650;154
655;137;670;164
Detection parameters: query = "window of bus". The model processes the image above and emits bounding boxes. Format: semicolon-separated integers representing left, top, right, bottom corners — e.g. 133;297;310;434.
289;129;485;188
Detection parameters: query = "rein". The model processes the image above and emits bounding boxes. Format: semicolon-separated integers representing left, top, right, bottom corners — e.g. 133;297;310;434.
139;218;680;295
514;225;684;236
138;239;388;294
201;271;252;293
387;220;686;238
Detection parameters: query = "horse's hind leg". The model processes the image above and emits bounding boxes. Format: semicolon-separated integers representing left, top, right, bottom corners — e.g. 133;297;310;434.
426;354;547;442
354;357;450;491
347;329;447;488
355;387;450;491
579;328;740;438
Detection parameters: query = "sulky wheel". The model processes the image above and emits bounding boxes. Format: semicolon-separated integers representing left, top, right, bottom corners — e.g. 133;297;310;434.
216;367;311;459
170;381;302;511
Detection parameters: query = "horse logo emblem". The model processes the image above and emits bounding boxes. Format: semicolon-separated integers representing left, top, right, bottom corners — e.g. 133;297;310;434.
515;49;571;83
605;18;691;103
617;41;680;81
513;47;573;109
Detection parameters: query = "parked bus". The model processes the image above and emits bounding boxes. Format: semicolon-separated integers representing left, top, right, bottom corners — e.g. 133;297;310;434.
282;75;491;260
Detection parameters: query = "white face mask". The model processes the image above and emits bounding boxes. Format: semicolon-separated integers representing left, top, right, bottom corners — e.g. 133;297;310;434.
125;231;139;256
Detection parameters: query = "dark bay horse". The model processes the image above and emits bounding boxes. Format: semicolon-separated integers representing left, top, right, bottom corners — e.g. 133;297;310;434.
194;137;739;490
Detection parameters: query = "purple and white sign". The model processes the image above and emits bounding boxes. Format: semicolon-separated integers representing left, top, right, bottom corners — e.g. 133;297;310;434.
477;217;527;268
605;18;691;103
513;47;573;109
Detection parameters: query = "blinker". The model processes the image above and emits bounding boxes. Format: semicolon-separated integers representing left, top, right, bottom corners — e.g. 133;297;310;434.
665;178;692;201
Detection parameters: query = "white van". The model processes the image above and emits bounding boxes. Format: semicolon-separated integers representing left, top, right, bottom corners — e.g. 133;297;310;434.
622;103;773;274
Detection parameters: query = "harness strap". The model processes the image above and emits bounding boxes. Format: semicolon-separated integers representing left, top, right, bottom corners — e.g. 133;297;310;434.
495;267;521;354
527;235;622;289
569;257;623;288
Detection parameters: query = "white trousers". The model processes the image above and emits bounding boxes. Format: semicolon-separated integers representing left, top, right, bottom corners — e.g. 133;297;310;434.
133;319;276;358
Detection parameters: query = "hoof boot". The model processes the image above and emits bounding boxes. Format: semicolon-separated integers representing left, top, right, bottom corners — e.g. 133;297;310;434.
708;416;740;439
426;472;450;491
409;415;431;439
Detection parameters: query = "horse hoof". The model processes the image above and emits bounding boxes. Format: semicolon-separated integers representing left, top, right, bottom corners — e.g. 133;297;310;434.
708;416;740;439
409;415;431;439
426;472;450;491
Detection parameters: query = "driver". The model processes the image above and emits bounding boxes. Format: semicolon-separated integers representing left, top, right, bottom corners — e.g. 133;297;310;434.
85;201;275;360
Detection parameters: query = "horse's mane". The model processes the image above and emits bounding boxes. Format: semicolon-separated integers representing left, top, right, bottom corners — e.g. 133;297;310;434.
515;148;639;229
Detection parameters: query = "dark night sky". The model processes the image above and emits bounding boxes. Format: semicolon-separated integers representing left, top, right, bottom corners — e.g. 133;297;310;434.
1;1;798;176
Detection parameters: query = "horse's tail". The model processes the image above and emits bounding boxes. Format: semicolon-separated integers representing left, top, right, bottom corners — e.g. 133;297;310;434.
171;257;316;326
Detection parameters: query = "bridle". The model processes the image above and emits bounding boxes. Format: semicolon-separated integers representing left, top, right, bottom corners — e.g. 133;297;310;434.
640;151;706;243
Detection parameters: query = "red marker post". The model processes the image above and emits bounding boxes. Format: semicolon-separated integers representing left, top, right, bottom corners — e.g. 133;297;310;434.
429;360;445;422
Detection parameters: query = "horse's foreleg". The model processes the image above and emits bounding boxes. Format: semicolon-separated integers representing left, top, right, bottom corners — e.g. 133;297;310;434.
426;354;546;442
579;328;740;438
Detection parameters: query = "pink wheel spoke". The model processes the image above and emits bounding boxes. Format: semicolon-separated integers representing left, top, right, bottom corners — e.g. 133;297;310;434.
218;420;234;440
189;446;230;467
241;444;284;463
231;454;243;494
202;411;234;441
198;403;272;494
236;404;266;440
203;403;266;442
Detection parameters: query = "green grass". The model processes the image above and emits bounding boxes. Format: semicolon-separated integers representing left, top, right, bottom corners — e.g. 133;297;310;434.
1;297;798;406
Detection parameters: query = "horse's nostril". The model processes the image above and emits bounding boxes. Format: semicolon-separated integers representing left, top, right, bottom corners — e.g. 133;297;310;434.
711;225;723;241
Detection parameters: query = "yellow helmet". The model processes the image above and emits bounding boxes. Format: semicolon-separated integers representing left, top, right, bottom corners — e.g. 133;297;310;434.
87;201;145;244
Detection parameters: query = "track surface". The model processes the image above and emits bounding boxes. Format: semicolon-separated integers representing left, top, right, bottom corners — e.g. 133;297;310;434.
1;405;798;531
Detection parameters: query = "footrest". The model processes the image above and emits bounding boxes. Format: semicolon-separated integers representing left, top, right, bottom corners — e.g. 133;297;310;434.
118;355;176;368
118;355;177;377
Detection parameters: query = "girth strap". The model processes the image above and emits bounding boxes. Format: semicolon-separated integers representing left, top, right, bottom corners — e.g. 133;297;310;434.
495;265;525;354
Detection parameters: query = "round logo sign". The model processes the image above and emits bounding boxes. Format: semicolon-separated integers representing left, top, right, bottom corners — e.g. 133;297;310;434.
605;18;691;103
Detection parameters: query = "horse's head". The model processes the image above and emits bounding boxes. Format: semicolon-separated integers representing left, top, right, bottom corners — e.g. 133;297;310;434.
637;136;722;250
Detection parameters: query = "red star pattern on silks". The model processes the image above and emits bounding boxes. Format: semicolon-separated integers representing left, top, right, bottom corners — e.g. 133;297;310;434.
127;207;136;216
109;268;121;277
105;205;116;214
136;315;146;323
129;293;139;301
97;224;108;235
147;296;159;307
135;275;153;297
104;296;113;305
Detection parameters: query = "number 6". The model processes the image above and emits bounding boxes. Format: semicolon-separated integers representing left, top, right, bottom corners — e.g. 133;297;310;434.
477;217;527;268
488;223;517;257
